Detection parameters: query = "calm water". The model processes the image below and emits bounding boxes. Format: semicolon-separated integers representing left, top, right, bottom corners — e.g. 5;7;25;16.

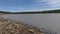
1;14;60;34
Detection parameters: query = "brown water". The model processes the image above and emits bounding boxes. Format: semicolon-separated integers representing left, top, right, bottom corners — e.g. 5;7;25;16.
0;14;60;34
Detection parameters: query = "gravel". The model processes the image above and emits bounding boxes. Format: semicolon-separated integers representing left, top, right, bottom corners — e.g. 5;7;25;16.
0;18;44;34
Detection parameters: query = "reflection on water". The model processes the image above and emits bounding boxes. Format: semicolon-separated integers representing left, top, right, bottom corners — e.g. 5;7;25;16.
0;14;60;34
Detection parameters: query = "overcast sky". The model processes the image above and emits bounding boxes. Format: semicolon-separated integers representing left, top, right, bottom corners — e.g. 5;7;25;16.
0;0;60;12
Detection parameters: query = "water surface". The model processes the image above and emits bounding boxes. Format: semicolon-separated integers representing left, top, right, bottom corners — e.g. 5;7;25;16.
1;14;60;34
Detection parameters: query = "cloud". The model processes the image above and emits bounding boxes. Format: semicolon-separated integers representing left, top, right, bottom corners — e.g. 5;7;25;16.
31;0;60;10
34;0;60;7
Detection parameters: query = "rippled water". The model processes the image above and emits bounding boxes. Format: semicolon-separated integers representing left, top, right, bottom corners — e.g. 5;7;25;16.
0;14;60;34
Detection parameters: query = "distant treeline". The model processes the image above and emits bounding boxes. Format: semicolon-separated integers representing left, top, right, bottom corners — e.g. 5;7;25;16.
0;11;12;14
0;9;60;14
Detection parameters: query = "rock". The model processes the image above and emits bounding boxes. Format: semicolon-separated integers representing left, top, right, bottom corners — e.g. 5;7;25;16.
0;18;44;34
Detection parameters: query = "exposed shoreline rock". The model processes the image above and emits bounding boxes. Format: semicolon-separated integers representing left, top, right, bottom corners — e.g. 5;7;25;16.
0;18;44;34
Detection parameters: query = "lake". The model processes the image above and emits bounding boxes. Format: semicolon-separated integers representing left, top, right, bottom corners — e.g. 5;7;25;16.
0;14;60;34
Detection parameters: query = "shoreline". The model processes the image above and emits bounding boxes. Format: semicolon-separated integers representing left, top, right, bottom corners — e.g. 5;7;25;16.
0;18;44;34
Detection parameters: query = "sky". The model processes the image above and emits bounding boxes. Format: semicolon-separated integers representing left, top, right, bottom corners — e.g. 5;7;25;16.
0;0;60;12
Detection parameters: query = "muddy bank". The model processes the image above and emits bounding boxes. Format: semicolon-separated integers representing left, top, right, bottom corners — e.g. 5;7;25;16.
0;18;44;34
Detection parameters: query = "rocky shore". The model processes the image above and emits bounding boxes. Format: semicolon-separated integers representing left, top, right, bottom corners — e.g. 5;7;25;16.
0;18;44;34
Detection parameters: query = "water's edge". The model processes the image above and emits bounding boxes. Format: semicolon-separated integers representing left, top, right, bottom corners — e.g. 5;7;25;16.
0;14;59;34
